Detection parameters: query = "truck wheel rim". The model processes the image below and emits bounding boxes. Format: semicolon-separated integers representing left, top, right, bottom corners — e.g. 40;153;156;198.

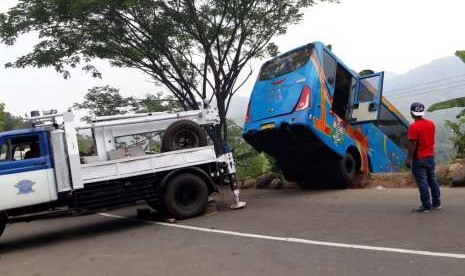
176;185;197;207
172;130;199;149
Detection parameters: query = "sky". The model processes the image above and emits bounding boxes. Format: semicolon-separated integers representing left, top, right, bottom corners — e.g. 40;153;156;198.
0;0;464;116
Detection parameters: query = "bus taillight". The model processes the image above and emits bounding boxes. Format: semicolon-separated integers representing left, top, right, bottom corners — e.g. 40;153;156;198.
294;85;311;111
245;103;251;123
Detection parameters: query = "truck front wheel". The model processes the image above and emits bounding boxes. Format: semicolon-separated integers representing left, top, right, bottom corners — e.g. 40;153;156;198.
164;173;208;219
0;213;7;237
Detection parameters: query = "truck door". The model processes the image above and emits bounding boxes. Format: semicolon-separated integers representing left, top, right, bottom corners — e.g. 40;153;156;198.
350;72;384;123
0;132;57;210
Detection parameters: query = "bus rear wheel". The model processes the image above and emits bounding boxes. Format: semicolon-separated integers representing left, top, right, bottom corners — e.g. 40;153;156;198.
334;152;359;188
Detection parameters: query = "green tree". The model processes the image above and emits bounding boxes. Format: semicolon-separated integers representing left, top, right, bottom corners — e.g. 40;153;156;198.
445;117;465;159
0;103;27;131
0;0;333;141
132;93;183;114
227;119;267;179
358;69;374;76
74;85;182;122
456;50;465;63
77;134;95;155
73;85;133;122
0;103;5;131
427;97;465;118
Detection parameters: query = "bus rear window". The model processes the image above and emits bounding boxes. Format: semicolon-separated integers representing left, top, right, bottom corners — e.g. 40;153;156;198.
258;44;313;81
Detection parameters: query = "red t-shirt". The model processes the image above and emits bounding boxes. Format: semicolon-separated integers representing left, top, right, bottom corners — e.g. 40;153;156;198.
407;118;435;158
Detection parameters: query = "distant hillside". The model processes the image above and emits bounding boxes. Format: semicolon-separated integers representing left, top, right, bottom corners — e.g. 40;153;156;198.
384;55;465;116
228;95;249;125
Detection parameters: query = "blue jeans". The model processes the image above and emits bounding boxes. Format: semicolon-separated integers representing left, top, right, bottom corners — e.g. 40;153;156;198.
412;157;441;209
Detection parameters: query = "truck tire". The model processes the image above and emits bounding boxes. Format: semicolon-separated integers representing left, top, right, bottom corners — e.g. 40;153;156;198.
161;120;208;152
0;213;6;237
164;173;208;219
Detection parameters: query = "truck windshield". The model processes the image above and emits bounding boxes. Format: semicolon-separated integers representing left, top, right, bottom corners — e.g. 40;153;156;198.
258;44;313;81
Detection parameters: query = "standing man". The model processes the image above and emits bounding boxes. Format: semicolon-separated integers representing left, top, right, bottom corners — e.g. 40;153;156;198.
405;102;442;213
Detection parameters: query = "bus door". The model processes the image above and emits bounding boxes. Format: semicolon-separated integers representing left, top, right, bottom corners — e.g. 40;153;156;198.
350;72;384;123
349;72;385;171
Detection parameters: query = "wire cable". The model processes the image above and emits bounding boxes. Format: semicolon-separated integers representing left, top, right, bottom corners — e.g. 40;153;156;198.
384;73;465;94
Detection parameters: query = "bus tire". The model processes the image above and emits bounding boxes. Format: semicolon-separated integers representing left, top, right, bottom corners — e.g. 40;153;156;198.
336;152;358;188
161;120;208;152
0;213;7;237
164;173;208;219
282;166;300;182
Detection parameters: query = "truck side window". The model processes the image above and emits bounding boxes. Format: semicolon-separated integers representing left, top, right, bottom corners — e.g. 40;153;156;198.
0;144;7;161
6;135;41;161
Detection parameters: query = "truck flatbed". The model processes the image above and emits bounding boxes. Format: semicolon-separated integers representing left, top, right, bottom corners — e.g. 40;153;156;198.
81;146;217;184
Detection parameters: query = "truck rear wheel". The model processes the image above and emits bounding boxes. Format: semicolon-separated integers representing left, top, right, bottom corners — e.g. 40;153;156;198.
161;120;208;152
0;213;6;237
164;173;208;219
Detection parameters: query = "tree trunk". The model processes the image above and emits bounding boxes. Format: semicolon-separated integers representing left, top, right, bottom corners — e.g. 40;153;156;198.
215;94;228;148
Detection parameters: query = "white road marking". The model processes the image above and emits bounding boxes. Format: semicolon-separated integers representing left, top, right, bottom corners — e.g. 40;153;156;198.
99;212;465;259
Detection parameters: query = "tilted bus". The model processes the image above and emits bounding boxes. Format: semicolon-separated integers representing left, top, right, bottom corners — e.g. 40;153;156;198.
243;42;409;188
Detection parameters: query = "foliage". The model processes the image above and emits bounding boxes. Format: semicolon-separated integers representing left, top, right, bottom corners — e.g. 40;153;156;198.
132;92;182;113
427;97;465;118
0;103;27;131
0;103;5;131
74;85;133;121
77;134;94;155
358;69;374;76
227;119;268;179
74;85;178;122
445;117;465;159
456;50;465;63
435;123;455;164
0;0;333;141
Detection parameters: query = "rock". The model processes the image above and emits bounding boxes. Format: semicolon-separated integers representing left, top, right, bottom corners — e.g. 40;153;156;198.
241;178;256;189
205;199;218;216
269;178;283;189
256;172;280;188
448;162;465;187
358;172;416;189
282;180;299;189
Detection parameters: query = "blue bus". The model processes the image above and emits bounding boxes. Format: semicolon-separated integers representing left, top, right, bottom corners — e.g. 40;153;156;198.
243;42;409;188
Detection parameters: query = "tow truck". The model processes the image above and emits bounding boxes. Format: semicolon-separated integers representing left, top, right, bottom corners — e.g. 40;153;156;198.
0;107;246;238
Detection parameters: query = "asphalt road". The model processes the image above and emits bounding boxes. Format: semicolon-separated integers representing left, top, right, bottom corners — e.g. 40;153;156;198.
1;188;465;276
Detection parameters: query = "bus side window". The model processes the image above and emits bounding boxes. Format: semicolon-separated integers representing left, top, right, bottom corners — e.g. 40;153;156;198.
358;79;375;102
323;50;336;86
377;105;408;152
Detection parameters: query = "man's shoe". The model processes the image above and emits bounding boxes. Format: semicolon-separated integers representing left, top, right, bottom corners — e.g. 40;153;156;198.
411;206;431;213
432;205;443;211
